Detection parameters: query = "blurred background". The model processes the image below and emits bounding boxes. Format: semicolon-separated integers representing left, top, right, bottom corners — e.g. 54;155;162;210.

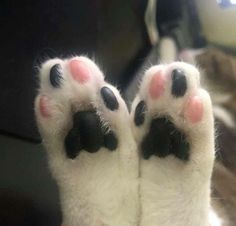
1;0;236;225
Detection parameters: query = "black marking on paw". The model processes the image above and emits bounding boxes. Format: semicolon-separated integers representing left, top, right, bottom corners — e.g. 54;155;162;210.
101;87;119;111
171;130;189;160
141;117;189;161
50;64;63;88
151;118;172;158
134;100;146;126
74;111;104;153
171;69;187;97
65;127;82;159
64;111;119;158
104;131;118;151
141;118;172;159
141;135;154;160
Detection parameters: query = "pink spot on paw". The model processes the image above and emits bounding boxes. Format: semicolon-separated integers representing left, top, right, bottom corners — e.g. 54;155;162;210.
149;71;165;99
185;95;203;123
39;96;51;118
69;59;90;83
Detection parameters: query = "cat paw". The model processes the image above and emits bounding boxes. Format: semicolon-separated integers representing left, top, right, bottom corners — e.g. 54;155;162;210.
131;62;215;226
35;56;138;226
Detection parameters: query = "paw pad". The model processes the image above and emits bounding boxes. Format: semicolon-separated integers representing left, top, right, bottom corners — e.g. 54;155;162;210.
64;111;118;159
185;95;203;123
141;117;189;160
104;131;118;151
39;96;51;118
69;59;91;83
101;87;119;111
134;100;146;126
171;69;187;97
50;64;63;88
149;71;165;99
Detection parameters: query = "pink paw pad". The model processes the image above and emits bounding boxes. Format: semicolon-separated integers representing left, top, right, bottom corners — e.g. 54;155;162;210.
69;59;90;83
185;95;203;123
149;71;166;99
39;96;51;118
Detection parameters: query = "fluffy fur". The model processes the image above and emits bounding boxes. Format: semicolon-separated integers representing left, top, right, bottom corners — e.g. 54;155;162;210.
35;57;139;226
35;57;217;226
179;47;236;226
130;62;215;226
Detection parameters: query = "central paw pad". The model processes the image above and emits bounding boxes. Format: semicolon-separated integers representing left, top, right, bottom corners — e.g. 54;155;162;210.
141;117;189;160
65;111;118;159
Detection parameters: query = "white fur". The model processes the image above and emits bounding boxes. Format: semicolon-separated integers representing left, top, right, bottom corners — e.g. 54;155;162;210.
159;37;177;63
130;62;216;226
35;57;139;226
209;207;222;226
35;58;219;226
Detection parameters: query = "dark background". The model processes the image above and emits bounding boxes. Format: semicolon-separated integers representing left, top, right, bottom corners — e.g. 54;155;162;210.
0;0;150;142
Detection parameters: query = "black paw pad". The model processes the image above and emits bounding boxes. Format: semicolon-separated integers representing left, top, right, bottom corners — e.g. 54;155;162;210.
65;111;118;159
104;131;118;151
134;101;146;126
141;117;189;161
171;69;187;97
73;111;104;153
50;64;63;88
101;87;119;111
171;130;190;161
64;127;82;159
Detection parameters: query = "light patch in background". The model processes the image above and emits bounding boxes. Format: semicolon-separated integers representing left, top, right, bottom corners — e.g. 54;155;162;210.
196;0;236;47
217;0;236;5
